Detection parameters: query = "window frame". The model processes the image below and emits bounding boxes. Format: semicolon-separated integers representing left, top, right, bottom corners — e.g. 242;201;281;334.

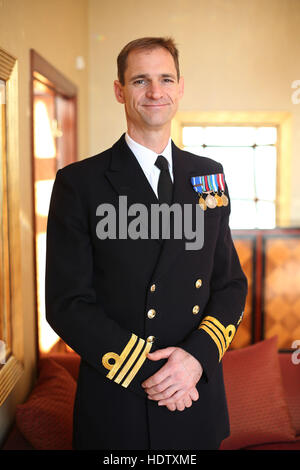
171;111;292;227
0;47;23;407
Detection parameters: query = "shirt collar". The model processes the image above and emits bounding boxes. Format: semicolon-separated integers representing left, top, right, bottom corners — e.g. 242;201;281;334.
125;132;173;176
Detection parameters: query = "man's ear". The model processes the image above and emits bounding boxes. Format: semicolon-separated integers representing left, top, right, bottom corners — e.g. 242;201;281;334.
114;80;125;104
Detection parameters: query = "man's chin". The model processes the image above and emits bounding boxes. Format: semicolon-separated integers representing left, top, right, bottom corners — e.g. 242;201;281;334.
142;113;174;129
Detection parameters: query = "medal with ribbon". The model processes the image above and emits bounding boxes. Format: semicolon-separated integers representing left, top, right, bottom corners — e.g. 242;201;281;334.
210;174;223;207
205;175;217;209
190;176;207;211
217;173;229;206
191;173;229;210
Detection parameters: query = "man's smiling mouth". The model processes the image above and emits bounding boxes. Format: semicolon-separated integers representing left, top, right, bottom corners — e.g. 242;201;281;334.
142;104;170;107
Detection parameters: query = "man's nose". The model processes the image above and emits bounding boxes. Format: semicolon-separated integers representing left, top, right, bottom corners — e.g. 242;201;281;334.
146;82;163;100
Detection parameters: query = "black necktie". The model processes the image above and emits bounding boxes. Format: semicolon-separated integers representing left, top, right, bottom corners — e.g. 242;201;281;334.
155;155;173;205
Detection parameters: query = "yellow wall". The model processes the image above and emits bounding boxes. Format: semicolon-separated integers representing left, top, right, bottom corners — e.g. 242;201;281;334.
88;0;300;225
0;0;89;445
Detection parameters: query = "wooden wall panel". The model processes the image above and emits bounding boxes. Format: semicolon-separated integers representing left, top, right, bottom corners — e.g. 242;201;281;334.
231;237;255;349
263;235;300;349
232;229;300;351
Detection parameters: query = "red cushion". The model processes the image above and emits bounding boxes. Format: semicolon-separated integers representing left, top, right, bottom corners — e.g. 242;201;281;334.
220;337;296;450
245;437;300;450
39;352;81;381
278;353;300;435
2;425;34;450
16;358;77;450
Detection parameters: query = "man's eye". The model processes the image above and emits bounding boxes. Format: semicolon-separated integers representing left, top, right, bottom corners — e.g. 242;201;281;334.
133;79;146;86
163;78;174;83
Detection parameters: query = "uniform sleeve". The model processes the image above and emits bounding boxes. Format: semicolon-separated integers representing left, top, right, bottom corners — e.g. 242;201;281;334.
45;170;165;399
178;182;248;381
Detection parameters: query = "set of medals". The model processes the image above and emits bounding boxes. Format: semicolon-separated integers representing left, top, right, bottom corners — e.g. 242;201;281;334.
191;173;229;211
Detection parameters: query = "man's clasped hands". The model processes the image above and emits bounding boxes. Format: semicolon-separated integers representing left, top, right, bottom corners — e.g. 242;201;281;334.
142;346;203;412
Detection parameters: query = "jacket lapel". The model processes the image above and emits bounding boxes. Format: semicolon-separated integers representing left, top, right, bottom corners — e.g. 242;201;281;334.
105;135;162;248
105;134;158;209
104;135;204;282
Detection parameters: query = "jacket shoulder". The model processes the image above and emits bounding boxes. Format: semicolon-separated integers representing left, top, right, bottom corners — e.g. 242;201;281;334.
181;148;224;173
57;147;112;182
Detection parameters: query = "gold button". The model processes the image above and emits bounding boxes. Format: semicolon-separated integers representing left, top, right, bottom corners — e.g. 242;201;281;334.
147;309;156;319
195;279;202;288
147;335;155;343
150;284;156;292
192;305;200;315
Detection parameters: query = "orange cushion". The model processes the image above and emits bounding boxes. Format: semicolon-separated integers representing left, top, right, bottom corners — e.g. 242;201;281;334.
220;337;296;450
16;359;76;450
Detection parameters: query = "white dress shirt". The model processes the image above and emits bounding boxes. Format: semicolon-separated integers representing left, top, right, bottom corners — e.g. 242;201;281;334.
125;133;173;198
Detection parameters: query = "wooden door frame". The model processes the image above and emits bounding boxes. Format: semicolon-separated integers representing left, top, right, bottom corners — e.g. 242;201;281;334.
30;50;78;359
0;47;23;407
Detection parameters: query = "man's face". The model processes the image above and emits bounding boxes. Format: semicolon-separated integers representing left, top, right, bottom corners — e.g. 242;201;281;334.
114;47;184;133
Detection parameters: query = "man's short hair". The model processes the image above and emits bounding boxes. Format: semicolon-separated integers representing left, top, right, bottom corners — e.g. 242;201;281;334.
117;37;180;85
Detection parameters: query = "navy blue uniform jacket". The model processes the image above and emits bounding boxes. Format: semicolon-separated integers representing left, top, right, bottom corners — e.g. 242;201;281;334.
45;134;247;450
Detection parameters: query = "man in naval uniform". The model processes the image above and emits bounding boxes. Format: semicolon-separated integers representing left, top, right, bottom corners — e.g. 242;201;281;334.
45;37;247;450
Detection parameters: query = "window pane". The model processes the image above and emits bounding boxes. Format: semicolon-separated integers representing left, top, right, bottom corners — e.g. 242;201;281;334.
34;99;56;159
229;200;257;229
254;146;277;201
182;126;205;146
205;146;255;199
181;124;278;230
204;126;256;146
35;179;55;217
36;233;59;352
255;127;277;145
183;146;205;156
256;201;276;228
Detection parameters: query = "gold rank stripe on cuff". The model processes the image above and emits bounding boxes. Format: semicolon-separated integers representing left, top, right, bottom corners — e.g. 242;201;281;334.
122;340;152;388
101;333;153;388
114;338;145;384
201;319;226;354
198;316;236;362
199;324;223;361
